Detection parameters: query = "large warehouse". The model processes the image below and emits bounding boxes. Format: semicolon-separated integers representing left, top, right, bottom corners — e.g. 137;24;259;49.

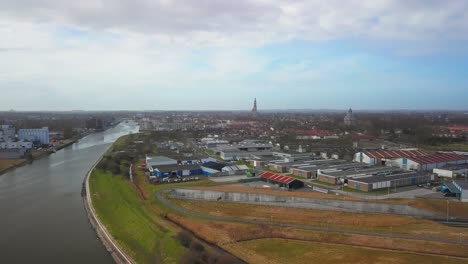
291;161;367;179
347;172;438;192
317;167;402;185
316;164;438;192
261;172;304;189
391;153;467;171
354;150;426;165
215;143;273;161
150;164;202;178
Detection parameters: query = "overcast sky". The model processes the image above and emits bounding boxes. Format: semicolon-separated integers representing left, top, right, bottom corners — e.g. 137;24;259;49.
1;1;468;111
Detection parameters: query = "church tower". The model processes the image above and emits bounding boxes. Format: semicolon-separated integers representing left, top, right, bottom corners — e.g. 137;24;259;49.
344;108;357;126
252;98;258;116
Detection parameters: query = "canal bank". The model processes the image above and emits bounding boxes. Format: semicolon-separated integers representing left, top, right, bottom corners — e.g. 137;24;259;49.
0;122;139;263
83;153;135;264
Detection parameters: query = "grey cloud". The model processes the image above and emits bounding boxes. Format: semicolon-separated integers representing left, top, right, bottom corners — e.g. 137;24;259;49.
1;1;468;47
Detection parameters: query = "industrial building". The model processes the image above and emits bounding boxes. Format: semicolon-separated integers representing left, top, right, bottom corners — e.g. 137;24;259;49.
261;172;304;189
442;180;468;202
248;155;281;168
248;152;324;169
291;161;368;179
354;149;427;165
215;143;273;161
318;166;404;185
150;164;202;178
347;173;437;192
316;165;437;192
200;161;250;177
391;153;467;171
146;155;178;167
433;164;468;178
18;127;50;145
146;154;212;168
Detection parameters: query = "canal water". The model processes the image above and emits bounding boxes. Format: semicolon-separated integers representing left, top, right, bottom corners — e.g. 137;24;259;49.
0;122;139;264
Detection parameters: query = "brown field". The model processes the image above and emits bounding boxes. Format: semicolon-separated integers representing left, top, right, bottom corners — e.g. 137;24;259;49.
167;213;468;258
189;184;468;219
171;199;468;241
0;159;26;172
391;198;468;219
226;238;468;264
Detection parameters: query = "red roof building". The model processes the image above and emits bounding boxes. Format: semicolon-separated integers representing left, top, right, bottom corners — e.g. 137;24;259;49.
364;150;427;159
408;153;466;165
355;150;427;166
261;172;304;189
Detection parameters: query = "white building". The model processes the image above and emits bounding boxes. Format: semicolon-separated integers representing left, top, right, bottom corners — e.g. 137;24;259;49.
146;155;178;167
392;153;467;171
18;127;50;144
433;164;468;178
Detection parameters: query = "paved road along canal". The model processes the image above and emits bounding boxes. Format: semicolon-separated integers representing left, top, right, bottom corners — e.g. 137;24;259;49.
0;122;139;264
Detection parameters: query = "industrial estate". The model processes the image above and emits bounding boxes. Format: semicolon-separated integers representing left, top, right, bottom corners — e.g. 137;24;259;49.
73;101;468;264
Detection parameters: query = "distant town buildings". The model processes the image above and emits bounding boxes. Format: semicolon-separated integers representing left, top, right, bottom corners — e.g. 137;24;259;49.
344;108;357;126
0;124;38;158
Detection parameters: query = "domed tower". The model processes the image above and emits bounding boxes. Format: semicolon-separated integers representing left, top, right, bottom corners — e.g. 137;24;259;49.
344;108;357;126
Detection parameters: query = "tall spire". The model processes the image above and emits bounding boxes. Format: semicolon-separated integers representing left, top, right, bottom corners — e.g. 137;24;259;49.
252;98;257;113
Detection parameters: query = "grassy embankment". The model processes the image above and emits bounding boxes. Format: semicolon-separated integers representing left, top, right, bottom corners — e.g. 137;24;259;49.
90;167;222;263
89;134;220;263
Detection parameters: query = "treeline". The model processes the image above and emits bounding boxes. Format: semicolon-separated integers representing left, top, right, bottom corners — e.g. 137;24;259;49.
176;231;240;264
96;133;159;176
97;152;135;176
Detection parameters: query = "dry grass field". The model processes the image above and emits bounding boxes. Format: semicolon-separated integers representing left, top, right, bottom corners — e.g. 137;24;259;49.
171;199;468;241
226;239;468;264
189;184;468;219
167;213;468;259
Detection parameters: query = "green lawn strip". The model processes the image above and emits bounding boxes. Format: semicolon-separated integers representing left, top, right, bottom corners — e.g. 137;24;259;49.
90;170;186;264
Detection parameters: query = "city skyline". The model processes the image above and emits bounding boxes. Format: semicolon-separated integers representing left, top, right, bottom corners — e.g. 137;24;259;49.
1;1;468;111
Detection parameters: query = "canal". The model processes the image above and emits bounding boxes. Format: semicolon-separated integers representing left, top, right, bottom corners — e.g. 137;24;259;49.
0;122;139;263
